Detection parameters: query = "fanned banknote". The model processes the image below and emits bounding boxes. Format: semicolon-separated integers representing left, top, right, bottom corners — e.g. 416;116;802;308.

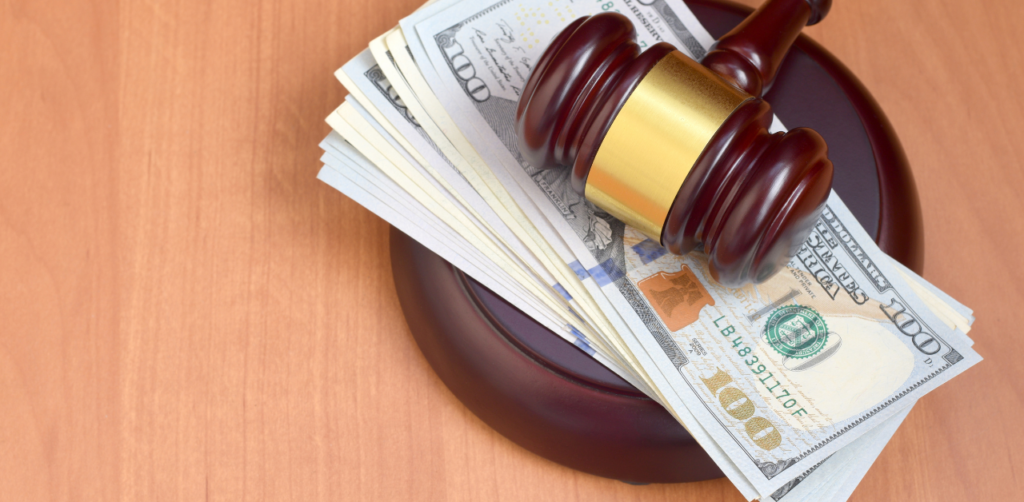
316;0;980;500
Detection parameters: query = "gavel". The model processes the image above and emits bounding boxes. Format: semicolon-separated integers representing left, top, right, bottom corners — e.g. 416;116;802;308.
516;0;835;286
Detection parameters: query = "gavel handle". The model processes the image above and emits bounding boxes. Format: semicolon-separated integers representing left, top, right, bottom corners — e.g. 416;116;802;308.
702;0;832;97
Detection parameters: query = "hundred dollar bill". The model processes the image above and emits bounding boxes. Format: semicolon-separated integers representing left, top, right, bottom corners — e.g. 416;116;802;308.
317;133;651;385
743;276;972;501
320;131;546;319
316;2;978;500
337;94;662;384
321;123;958;502
368;30;690;412
350;34;761;495
403;1;981;497
393;0;749;399
327;98;643;370
335;48;634;368
396;0;769;497
892;259;974;336
362;33;647;371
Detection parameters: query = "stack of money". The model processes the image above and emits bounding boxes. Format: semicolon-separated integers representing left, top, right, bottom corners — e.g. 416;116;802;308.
317;1;980;500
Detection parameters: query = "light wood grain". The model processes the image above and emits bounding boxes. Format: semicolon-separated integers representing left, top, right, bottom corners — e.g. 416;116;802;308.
1;0;1022;500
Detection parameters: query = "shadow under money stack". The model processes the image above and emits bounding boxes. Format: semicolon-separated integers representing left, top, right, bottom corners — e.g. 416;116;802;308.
316;0;980;500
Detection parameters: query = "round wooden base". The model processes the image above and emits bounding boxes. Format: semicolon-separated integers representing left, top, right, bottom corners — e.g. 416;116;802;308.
389;0;923;485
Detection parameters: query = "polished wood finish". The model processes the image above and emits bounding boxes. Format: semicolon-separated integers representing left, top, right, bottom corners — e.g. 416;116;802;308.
1;0;1022;500
663;98;832;284
399;0;914;482
516;5;836;285
703;0;831;95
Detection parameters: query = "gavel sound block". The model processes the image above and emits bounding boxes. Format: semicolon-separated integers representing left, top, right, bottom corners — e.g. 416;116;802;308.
390;0;923;485
516;0;834;286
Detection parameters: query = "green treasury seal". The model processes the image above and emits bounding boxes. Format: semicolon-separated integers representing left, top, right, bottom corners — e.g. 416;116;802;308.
764;305;829;359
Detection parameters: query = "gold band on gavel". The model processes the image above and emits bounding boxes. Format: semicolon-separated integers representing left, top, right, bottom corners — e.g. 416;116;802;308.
585;50;749;241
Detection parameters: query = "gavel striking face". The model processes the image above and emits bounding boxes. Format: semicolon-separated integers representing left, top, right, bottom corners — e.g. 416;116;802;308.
515;0;835;286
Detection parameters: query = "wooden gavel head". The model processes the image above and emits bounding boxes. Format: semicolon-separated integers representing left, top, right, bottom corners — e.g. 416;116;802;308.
516;0;834;286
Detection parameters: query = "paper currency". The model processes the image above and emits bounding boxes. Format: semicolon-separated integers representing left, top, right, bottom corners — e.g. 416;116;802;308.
399;0;980;496
335;49;630;360
319;137;927;502
323;105;655;391
317;0;980;500
331;53;660;385
318;135;612;362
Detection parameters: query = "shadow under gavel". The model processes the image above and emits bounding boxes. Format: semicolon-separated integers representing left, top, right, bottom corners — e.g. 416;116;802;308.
516;0;835;286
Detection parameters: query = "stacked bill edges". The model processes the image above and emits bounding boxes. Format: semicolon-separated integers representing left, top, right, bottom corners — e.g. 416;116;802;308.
317;1;979;501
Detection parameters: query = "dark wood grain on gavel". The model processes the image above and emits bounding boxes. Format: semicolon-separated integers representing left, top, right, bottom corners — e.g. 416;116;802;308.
704;0;832;96
516;0;835;286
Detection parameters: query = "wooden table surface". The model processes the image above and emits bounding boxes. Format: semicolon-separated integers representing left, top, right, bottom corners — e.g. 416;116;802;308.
2;0;1022;500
